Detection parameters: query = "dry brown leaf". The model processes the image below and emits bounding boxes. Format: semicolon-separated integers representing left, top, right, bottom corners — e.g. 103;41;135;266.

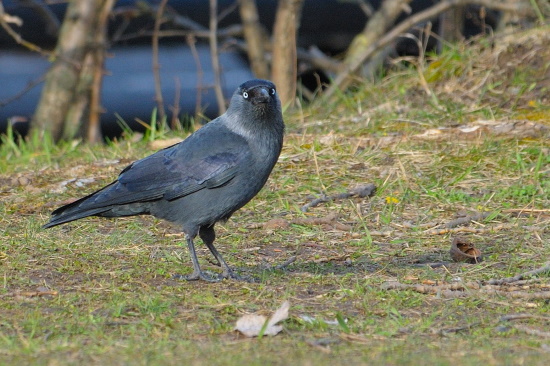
235;301;290;337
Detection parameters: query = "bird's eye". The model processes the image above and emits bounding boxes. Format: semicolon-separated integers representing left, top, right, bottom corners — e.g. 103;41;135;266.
270;88;276;95
243;91;249;99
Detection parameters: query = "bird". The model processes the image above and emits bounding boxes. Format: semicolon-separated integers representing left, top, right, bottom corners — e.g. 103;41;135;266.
44;79;285;282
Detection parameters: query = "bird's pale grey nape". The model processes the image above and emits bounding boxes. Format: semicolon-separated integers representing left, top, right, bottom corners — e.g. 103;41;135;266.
44;79;285;282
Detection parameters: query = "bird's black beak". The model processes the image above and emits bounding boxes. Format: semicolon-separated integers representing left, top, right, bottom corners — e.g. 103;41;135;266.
250;87;270;105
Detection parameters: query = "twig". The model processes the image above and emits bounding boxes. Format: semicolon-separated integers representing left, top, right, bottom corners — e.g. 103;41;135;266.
275;256;297;270
292;213;353;231
209;0;226;115
300;184;376;212
18;0;60;36
512;324;550;338
500;313;550;322
170;76;181;129
383;280;550;300
186;35;205;124
0;3;53;57
486;262;550;285
425;223;514;235
152;0;168;120
444;212;492;229
479;288;550;299
0;74;46;107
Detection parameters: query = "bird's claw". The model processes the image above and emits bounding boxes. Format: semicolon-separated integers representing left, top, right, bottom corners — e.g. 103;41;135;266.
173;271;220;282
173;269;248;282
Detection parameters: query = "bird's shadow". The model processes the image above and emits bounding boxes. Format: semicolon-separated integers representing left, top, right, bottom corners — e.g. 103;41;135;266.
239;255;381;282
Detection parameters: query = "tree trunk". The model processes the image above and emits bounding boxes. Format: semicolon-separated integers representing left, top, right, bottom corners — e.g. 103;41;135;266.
271;0;304;107
210;0;226;115
438;6;465;52
31;0;114;143
238;0;269;79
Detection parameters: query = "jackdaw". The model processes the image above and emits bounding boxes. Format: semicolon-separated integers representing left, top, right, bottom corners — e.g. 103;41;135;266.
44;79;284;281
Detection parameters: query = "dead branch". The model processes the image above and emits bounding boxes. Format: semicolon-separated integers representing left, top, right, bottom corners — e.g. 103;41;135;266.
300;184;377;212
209;0;226;115
152;0;168;121
444;212;492;229
486;262;550;285
383;280;550;300
478;288;550;299
0;2;52;57
500;313;550;322
296;46;342;74
275;256;297;270
258;213;353;232
425;223;514;235
511;324;550;338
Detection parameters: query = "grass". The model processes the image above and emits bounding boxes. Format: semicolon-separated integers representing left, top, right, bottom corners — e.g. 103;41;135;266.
1;26;549;365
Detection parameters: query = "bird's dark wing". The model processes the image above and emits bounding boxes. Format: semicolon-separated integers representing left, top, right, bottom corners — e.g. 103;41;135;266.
117;150;242;203
103;129;250;206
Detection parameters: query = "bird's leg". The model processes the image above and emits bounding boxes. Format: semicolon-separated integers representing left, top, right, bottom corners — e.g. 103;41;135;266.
199;226;242;280
199;226;221;267
173;233;220;282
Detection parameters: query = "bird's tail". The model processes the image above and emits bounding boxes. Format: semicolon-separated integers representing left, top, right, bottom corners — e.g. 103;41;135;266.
43;197;110;229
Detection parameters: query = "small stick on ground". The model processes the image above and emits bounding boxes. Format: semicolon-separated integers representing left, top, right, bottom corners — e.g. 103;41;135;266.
512;324;550;339
301;184;376;212
275;256;297;270
486;262;550;285
443;212;492;229
500;314;550;322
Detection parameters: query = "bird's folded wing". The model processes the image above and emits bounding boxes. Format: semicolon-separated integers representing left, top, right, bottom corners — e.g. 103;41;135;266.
110;148;246;205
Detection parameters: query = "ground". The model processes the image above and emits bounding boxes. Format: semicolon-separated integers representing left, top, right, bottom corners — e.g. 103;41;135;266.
0;26;549;365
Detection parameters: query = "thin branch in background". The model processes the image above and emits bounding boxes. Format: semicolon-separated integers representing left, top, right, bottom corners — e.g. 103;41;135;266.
18;0;60;36
0;2;53;57
356;0;374;17
88;0;116;144
209;0;226;115
152;0;168;121
186;35;205;124
170;76;181;130
0;74;46;107
217;1;239;23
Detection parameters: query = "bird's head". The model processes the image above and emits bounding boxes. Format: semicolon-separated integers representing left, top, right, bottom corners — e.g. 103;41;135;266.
227;79;282;119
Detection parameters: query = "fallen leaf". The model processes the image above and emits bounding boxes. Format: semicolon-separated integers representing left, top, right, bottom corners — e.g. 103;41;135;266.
235;301;290;337
450;237;483;264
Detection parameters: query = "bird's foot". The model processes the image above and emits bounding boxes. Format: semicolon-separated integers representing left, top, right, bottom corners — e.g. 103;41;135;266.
173;269;251;282
220;269;255;282
173;270;221;282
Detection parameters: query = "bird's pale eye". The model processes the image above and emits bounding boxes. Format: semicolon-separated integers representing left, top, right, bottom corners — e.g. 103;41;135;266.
270;88;276;95
243;91;249;99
